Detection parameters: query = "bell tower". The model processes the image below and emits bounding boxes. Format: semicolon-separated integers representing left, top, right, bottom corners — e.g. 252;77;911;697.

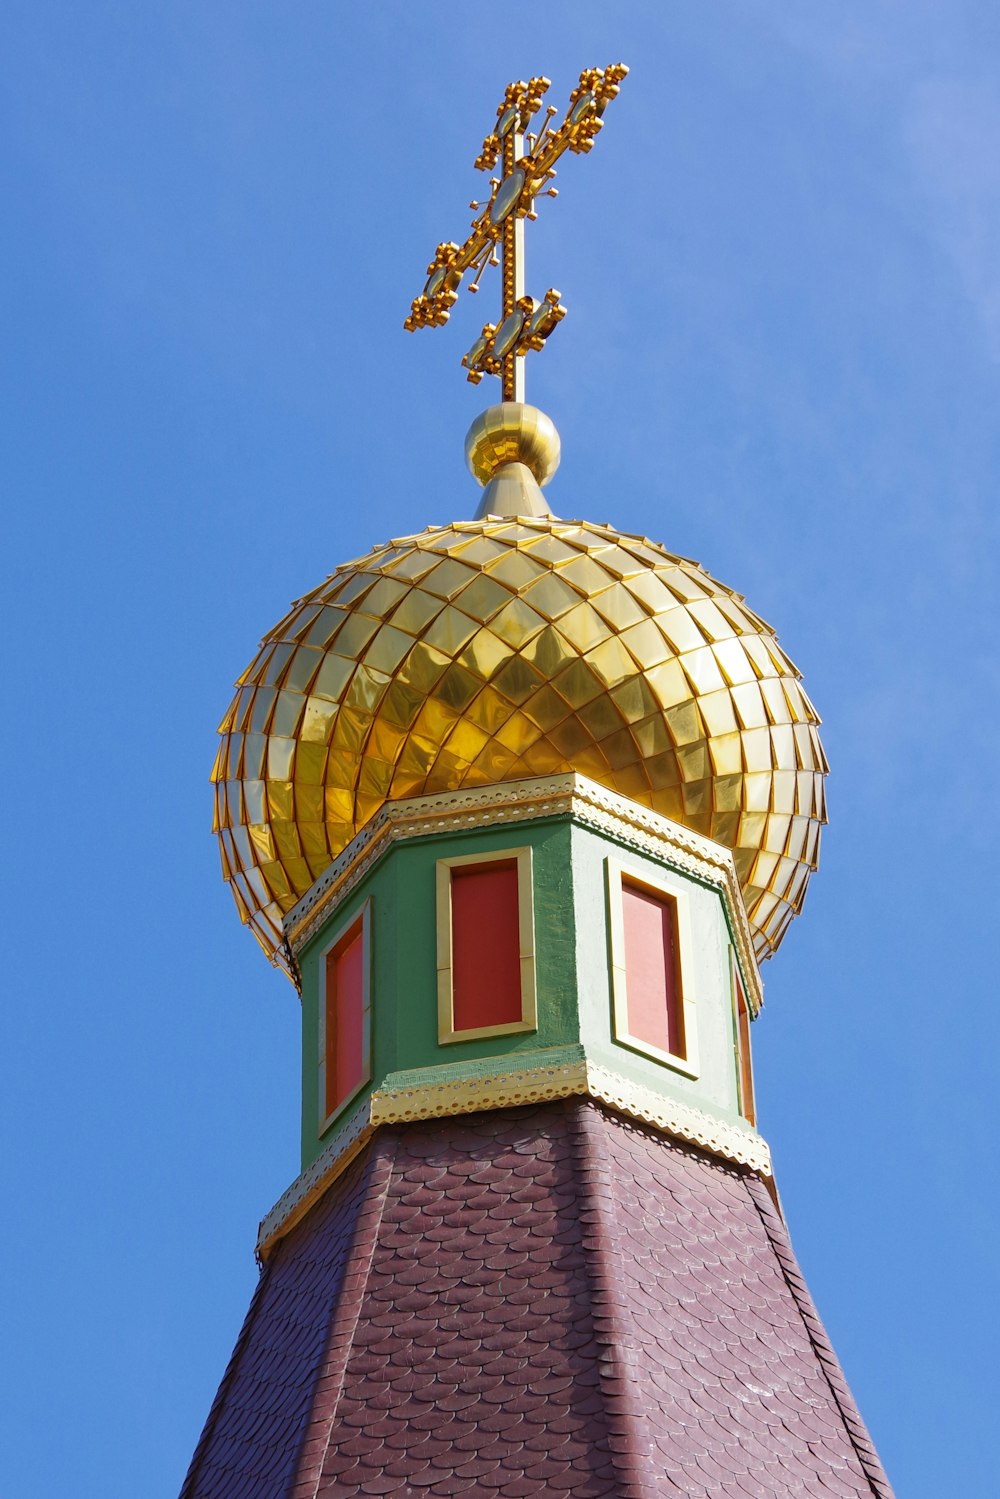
183;66;893;1499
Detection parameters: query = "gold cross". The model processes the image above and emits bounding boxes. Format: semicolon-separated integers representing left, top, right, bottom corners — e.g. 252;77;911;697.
405;65;628;402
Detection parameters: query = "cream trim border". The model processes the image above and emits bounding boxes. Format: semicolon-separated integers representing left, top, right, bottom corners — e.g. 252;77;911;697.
606;858;700;1080
729;947;757;1127
283;772;763;1017
436;846;537;1044
256;1056;771;1260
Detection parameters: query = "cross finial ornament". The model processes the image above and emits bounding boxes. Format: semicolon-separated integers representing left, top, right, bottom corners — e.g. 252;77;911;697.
405;66;628;402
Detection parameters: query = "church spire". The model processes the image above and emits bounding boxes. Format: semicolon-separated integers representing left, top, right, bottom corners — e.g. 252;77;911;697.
189;62;894;1499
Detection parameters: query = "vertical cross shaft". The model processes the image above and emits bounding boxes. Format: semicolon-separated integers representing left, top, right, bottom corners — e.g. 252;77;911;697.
501;128;525;403
405;66;629;394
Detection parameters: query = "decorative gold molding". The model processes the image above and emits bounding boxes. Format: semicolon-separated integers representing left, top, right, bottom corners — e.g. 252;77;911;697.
283;772;763;1016
584;1063;770;1176
372;1058;588;1125
256;1052;770;1259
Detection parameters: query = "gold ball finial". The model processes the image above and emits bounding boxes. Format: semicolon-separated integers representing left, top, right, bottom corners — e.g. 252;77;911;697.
465;403;561;487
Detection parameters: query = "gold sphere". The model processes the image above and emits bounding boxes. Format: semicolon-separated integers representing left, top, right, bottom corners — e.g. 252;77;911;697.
465;403;561;487
213;517;827;974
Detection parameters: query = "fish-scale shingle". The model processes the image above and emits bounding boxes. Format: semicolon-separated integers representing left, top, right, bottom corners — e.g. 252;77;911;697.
181;1101;893;1498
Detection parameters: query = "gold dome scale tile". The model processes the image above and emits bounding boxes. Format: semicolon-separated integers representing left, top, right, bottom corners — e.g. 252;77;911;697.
213;516;828;972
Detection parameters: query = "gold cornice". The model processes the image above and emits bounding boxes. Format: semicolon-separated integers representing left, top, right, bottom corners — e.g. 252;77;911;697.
255;1054;771;1260
283;771;763;1017
584;1063;769;1175
372;1057;588;1127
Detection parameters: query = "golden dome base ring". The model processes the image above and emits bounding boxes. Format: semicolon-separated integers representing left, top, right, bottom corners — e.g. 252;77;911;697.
465;404;561;487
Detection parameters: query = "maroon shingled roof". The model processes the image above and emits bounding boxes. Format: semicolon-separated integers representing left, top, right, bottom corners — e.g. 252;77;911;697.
181;1100;894;1498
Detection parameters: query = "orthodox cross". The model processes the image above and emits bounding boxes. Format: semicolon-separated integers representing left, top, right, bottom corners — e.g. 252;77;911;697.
405;65;628;402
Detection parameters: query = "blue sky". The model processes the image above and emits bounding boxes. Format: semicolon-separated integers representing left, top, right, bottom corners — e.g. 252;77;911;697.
4;4;999;1494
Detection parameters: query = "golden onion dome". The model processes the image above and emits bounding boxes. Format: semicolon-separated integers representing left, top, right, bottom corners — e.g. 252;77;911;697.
213;412;827;977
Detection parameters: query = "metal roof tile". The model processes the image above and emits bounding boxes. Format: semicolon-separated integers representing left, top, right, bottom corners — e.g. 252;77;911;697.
182;1101;894;1499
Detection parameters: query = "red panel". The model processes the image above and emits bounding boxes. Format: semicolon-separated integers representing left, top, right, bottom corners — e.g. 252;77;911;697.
621;881;685;1058
451;861;522;1032
326;926;365;1116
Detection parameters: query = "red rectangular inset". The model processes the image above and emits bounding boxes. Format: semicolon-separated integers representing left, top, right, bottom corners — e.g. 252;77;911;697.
451;860;522;1033
621;880;685;1058
326;924;365;1117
